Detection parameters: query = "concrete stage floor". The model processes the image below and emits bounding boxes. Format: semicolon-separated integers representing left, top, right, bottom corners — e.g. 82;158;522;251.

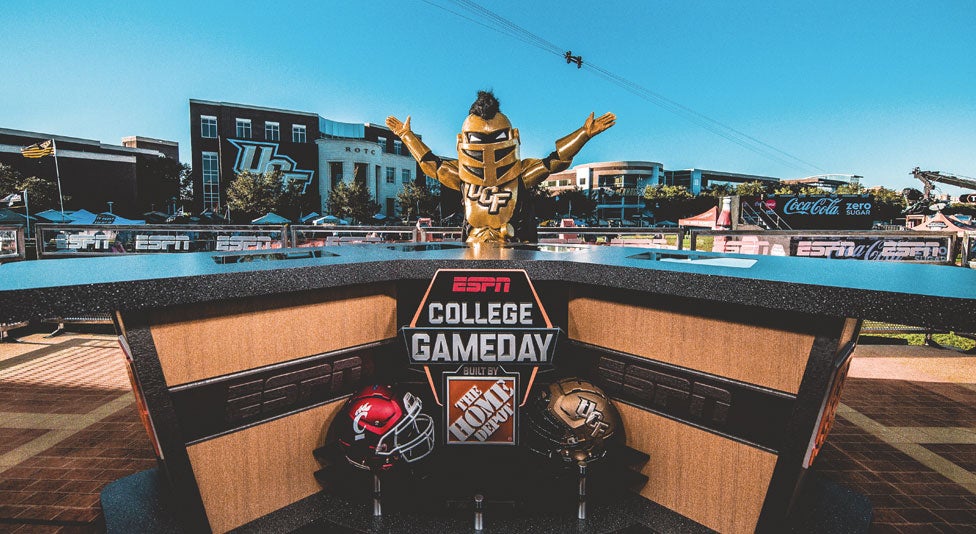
0;333;974;533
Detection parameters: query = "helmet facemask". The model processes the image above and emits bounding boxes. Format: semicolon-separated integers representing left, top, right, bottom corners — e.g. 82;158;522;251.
376;391;435;463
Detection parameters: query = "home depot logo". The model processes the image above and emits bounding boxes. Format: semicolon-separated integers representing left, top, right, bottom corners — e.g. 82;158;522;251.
446;376;516;445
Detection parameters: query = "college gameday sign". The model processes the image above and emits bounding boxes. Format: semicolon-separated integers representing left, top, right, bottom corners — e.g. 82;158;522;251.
403;269;559;445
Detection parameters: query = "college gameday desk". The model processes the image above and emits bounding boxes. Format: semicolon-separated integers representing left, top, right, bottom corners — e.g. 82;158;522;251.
1;243;974;534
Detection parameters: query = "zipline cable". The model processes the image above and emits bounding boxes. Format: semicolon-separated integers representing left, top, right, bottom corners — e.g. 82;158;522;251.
423;0;827;174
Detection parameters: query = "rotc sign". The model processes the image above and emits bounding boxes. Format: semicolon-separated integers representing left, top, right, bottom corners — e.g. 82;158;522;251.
403;269;559;445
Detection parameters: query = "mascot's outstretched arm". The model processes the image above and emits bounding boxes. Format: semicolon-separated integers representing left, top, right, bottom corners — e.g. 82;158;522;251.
522;111;616;188
385;115;461;190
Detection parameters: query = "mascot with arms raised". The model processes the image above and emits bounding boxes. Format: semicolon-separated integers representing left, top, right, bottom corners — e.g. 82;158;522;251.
386;91;614;243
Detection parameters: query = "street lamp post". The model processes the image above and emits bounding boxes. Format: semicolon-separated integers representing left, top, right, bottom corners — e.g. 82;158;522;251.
23;189;30;239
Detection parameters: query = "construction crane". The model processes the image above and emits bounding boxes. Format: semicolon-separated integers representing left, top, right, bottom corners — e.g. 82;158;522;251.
911;167;976;200
903;168;976;214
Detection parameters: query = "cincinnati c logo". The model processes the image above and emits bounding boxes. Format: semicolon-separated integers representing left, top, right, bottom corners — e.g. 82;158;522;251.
466;185;513;214
352;403;371;441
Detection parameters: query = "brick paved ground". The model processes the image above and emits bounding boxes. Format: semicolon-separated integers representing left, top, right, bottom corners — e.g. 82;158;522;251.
0;334;973;533
0;334;155;533
812;345;976;533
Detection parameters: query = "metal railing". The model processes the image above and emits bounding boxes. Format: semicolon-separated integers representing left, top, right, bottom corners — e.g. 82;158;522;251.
34;224;289;258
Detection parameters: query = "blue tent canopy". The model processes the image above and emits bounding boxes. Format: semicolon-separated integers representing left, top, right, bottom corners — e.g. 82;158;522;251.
251;212;291;225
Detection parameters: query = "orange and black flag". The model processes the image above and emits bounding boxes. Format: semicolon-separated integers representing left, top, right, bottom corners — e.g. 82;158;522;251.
21;140;55;158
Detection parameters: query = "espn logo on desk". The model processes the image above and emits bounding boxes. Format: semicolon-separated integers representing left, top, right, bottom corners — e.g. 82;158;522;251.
452;276;511;293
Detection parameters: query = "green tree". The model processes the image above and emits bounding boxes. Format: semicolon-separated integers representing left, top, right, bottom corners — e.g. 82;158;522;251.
226;170;287;223
867;186;908;223
644;184;694;202
553;187;596;219
137;157;190;212
524;184;556;222
835;182;866;195
772;184;829;195
735;181;770;197
703;183;735;198
225;170;317;223
396;182;440;221
327;180;380;224
643;184;707;222
0;163;66;212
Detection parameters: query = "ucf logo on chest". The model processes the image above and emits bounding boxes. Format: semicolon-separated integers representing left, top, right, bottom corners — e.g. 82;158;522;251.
465;184;514;215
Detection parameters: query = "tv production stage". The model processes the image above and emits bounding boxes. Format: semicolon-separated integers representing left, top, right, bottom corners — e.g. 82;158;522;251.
1;242;974;533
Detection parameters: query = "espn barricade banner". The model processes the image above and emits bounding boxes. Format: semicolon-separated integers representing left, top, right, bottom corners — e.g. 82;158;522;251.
705;232;955;264
35;225;288;257
0;227;24;261
790;235;952;263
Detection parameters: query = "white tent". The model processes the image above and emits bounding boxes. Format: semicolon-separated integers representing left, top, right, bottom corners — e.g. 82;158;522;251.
313;215;349;225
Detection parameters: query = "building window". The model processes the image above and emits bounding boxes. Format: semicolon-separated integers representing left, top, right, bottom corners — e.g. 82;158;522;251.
235;119;252;139
393;140;403;155
293;124;307;143
265;122;280;141
201;116;217;138
202;152;220;209
402;169;411;184
329;162;343;189
377;136;387;152
386;167;396;184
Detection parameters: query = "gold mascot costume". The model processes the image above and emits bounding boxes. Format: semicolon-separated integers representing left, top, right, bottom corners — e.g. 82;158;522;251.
386;91;614;243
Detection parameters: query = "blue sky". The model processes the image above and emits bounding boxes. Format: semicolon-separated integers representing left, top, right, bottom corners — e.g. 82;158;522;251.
2;0;974;194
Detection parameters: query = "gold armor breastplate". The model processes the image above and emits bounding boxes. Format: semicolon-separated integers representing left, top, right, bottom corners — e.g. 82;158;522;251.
461;180;520;242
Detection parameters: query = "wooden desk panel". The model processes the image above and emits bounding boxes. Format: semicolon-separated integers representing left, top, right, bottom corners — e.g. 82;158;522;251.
618;403;777;533
186;399;344;533
568;296;814;394
149;285;396;386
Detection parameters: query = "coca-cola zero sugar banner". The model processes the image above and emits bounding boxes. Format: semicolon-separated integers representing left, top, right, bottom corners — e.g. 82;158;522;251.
402;269;560;445
761;195;875;230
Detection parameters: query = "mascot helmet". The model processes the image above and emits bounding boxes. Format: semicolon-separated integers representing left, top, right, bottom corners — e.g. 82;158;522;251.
457;91;521;187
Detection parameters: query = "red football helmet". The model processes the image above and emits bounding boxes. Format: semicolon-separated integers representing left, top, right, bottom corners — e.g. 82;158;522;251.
336;385;435;471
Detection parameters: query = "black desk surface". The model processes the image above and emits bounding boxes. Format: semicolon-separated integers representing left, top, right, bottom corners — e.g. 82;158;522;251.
1;243;974;331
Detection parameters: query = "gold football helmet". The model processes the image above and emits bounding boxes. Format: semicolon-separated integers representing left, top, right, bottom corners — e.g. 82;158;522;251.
456;94;522;188
524;377;620;463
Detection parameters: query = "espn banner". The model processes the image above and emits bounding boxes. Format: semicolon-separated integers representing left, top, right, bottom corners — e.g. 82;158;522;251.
35;224;288;257
707;232;954;264
790;235;952;263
